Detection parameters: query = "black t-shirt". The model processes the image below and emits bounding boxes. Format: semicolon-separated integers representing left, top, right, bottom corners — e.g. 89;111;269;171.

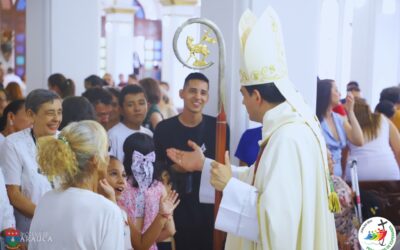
153;114;230;232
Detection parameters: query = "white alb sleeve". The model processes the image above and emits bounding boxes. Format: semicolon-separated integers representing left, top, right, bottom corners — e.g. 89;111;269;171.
199;158;215;203
215;178;260;242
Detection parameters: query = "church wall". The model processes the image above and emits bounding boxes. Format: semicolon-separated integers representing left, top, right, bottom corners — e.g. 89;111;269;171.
27;0;100;94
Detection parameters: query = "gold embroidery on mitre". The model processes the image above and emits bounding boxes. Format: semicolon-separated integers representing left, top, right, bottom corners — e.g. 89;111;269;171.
241;28;252;51
239;8;289;85
240;65;287;84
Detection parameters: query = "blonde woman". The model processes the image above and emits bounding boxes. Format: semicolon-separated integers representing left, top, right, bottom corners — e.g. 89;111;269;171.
29;121;124;249
346;98;400;180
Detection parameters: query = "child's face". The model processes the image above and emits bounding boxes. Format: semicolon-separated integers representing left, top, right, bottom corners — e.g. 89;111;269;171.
107;158;127;199
121;93;148;127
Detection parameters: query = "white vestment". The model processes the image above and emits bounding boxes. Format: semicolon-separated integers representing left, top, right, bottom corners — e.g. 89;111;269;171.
200;102;338;250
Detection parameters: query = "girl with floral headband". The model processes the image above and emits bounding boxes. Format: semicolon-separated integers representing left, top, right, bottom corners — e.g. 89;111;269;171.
118;132;177;250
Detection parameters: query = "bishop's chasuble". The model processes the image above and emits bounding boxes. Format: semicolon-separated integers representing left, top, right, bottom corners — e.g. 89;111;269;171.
200;102;338;250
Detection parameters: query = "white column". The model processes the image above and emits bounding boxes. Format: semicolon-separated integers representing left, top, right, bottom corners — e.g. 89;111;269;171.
336;0;355;93
26;0;51;91
201;0;321;163
371;0;400;106
350;0;376;105
105;7;135;81
161;5;200;109
351;0;400;107
26;0;101;95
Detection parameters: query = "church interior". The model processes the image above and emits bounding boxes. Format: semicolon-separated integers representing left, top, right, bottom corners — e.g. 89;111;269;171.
0;0;399;249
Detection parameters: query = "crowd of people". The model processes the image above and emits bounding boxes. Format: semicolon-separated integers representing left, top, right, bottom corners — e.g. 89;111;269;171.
0;70;222;250
0;7;399;250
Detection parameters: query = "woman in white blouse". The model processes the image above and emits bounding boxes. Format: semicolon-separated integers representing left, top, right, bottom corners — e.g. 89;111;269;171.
0;89;62;234
30;120;124;250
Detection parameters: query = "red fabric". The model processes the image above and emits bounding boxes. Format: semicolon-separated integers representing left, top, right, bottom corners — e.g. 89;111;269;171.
333;104;347;116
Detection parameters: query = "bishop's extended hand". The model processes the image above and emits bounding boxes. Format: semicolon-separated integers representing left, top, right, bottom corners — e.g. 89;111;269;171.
166;140;205;172
210;151;232;191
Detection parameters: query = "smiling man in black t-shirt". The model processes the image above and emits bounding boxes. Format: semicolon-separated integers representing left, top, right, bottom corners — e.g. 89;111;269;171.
154;72;229;250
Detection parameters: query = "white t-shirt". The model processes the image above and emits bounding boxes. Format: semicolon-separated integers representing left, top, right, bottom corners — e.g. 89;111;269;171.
121;208;133;250
0;133;5;145
0;128;52;234
0;168;15;231
108;122;153;162
29;188;124;250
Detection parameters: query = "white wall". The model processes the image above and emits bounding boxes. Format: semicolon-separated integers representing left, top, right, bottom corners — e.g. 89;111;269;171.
251;0;321;111
50;0;101;95
371;0;400;107
350;0;376;104
26;0;51;91
161;5;200;109
351;0;400;107
27;0;101;95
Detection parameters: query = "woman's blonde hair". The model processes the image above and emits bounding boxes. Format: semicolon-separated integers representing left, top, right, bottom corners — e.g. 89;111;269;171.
37;120;109;189
353;98;381;141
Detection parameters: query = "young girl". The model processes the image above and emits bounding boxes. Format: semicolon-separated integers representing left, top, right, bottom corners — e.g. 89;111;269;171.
105;157;179;250
118;132;176;250
156;162;175;250
327;150;360;249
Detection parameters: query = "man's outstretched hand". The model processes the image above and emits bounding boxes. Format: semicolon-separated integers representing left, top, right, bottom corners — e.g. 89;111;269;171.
166;140;205;172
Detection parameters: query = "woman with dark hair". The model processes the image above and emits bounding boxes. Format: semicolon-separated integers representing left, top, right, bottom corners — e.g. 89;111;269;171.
139;78;163;132
0;99;31;144
379;86;400;130
5;82;23;101
0;89;62;234
316;79;364;177
346;98;400;180
375;100;395;119
48;73;75;99
59;96;96;130
0;88;9;117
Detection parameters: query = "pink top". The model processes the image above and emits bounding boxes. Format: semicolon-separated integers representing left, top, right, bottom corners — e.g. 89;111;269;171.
118;178;164;250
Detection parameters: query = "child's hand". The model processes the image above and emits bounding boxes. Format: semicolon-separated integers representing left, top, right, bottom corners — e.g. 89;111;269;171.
99;178;116;203
159;190;179;218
